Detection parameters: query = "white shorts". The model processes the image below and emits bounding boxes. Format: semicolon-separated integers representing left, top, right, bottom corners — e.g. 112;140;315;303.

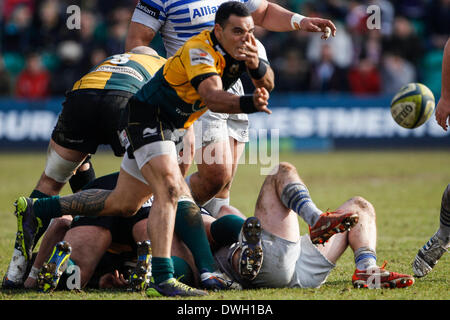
193;79;249;150
251;231;335;289
120;140;177;185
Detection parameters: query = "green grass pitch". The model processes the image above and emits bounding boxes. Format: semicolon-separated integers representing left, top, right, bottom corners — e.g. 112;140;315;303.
0;150;448;300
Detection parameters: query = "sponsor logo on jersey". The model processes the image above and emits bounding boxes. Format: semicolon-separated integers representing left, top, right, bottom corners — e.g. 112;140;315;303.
136;1;160;19
95;65;144;82
189;48;214;66
188;0;222;24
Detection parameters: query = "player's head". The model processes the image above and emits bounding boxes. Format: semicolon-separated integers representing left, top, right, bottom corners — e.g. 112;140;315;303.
129;46;158;56
214;2;254;61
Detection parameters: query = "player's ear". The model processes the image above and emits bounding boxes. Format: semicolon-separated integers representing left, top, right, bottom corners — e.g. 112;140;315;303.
214;23;224;40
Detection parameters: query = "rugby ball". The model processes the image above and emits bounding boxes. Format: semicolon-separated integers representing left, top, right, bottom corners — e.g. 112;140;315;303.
390;83;435;129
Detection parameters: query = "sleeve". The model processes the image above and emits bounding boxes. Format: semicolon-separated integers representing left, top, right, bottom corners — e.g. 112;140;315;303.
131;0;165;32
255;38;269;64
181;41;220;89
241;0;263;13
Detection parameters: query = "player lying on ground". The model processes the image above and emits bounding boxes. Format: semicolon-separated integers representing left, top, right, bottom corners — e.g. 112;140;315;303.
2;46;167;289
183;162;415;289
412;37;449;277
20;172;235;296
34;162;413;291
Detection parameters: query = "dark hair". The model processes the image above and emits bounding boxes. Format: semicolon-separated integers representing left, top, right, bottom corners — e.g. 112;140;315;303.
215;2;251;28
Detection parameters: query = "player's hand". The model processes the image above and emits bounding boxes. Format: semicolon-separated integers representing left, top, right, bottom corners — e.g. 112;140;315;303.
99;270;129;288
435;97;450;131
299;17;337;37
243;34;259;69
253;87;271;114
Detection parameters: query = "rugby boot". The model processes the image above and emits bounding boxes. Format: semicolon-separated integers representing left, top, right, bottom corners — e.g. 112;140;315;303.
2;197;41;288
412;232;449;278
128;240;152;291
146;278;208;297
352;261;414;289
310;210;359;245
37;241;72;292
200;269;242;290
236;216;264;281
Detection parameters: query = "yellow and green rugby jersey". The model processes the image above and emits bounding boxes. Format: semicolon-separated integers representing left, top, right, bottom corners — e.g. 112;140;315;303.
72;53;166;94
134;30;248;129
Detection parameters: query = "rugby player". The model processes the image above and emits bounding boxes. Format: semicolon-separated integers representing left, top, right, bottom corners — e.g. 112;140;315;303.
126;0;337;217
9;3;273;297
2;46;167;289
412;38;450;277
23;172;204;295
179;162;415;289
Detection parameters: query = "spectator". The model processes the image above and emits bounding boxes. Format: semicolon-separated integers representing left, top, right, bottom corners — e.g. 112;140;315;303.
348;52;381;95
104;7;131;55
382;16;424;67
2;3;33;52
0;55;13;96
309;43;349;92
15;52;50;99
49;41;83;95
424;0;450;50
31;0;64;52
380;53;416;94
274;48;311;92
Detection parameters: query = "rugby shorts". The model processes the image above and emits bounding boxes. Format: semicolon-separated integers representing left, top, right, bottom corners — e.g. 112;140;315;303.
193;79;249;150
251;230;336;289
52;89;133;156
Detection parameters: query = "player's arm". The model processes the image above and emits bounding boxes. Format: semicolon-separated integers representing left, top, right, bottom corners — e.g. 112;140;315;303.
197;75;271;115
251;0;336;36
125;21;157;51
436;38;450;131
244;34;274;92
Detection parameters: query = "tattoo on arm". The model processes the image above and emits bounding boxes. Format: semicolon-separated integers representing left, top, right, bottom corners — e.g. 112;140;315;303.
60;189;111;217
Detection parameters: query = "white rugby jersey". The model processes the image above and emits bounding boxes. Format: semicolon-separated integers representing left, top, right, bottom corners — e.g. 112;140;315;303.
131;0;262;57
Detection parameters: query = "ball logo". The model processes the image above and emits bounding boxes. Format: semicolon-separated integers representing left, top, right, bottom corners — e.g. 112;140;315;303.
393;103;414;124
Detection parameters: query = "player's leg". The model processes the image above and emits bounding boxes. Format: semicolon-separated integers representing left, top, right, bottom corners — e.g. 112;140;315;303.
23;216;73;289
318;196;414;288
205;137;246;216
413;183;450;277
36;220;113;292
34;139;88;196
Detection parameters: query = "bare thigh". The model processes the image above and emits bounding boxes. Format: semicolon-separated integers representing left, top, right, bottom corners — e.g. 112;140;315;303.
317;196;377;264
253;176;300;243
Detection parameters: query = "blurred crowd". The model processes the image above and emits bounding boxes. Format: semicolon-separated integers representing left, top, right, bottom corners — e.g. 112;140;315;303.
0;0;449;99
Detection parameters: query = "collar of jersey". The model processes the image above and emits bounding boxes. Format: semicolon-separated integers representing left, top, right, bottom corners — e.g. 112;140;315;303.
208;30;242;68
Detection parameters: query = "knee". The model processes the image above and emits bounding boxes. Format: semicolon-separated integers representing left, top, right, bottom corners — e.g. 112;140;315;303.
201;164;232;194
271;162;297;177
348;196;376;219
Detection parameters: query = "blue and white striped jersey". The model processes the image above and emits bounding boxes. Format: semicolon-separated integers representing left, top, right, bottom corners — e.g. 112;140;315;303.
131;0;262;57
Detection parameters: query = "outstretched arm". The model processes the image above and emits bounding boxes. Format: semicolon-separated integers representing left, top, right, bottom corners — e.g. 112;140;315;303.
436;38;450;131
197;75;271;115
251;0;336;36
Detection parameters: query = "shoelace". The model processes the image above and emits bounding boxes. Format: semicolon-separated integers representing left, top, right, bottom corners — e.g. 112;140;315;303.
169;278;198;292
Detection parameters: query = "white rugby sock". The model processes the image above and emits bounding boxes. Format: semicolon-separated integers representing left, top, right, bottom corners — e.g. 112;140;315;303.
203;197;229;218
281;183;322;226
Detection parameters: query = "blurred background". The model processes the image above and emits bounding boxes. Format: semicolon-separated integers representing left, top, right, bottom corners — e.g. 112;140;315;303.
0;0;449;151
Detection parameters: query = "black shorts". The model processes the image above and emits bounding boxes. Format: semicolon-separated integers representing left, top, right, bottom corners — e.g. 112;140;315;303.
122;97;182;159
52;89;134;156
71;171;150;253
70;206;150;249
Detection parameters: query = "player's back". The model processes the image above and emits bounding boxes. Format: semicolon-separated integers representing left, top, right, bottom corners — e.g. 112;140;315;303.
72;53;166;94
